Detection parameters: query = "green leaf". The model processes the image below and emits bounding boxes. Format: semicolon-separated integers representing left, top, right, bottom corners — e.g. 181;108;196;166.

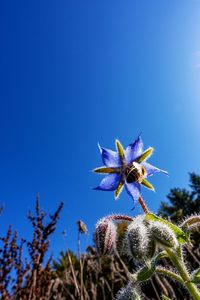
145;213;188;244
136;262;155;282
154;251;168;263
135;252;167;283
191;268;200;284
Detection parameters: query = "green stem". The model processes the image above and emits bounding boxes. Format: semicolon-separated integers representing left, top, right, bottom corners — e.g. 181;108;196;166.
166;248;200;300
156;267;184;285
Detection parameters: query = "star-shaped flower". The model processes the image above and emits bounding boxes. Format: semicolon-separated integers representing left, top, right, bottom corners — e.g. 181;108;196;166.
93;136;168;203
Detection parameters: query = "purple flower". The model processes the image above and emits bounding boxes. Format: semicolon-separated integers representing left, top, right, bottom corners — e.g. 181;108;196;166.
93;136;168;203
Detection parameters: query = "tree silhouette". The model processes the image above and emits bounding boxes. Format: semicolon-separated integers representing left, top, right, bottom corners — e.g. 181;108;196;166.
158;173;200;224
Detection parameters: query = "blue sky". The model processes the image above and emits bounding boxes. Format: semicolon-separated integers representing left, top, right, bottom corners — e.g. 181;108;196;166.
0;1;200;258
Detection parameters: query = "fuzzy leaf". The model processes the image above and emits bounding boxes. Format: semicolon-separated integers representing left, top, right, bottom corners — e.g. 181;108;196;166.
191;268;200;284
136;262;155;282
136;251;167;283
145;213;188;244
154;251;168;263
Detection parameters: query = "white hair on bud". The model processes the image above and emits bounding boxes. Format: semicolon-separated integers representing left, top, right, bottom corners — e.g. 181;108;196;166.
125;216;155;262
180;214;200;233
115;282;141;300
150;221;178;249
95;217;117;255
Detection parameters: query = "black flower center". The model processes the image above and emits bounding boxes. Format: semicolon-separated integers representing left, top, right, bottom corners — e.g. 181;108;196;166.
125;162;146;184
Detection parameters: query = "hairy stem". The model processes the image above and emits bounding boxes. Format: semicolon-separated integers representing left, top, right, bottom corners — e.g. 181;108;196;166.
166;248;200;300
156;267;184;285
138;196;149;214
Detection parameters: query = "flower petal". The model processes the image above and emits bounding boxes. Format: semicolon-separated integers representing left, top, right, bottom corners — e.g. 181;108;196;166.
125;182;141;202
94;174;121;191
142;162;168;177
98;143;121;167
125;136;144;164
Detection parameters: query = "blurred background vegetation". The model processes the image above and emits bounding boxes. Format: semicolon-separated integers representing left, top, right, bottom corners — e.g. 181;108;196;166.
1;173;200;300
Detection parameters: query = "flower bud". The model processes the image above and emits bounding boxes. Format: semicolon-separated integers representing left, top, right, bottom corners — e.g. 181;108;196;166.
150;222;178;248
94;217;117;255
116;282;141;300
181;215;200;231
77;220;88;234
126;216;155;261
116;221;129;256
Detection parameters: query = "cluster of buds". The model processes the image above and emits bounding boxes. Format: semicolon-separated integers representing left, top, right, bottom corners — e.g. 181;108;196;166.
93;138;200;300
94;214;179;262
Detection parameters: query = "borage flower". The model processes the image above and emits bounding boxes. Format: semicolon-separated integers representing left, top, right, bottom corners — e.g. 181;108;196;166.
93;136;167;203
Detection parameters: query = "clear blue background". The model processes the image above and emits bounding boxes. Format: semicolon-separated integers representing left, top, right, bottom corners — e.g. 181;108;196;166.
0;1;200;258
